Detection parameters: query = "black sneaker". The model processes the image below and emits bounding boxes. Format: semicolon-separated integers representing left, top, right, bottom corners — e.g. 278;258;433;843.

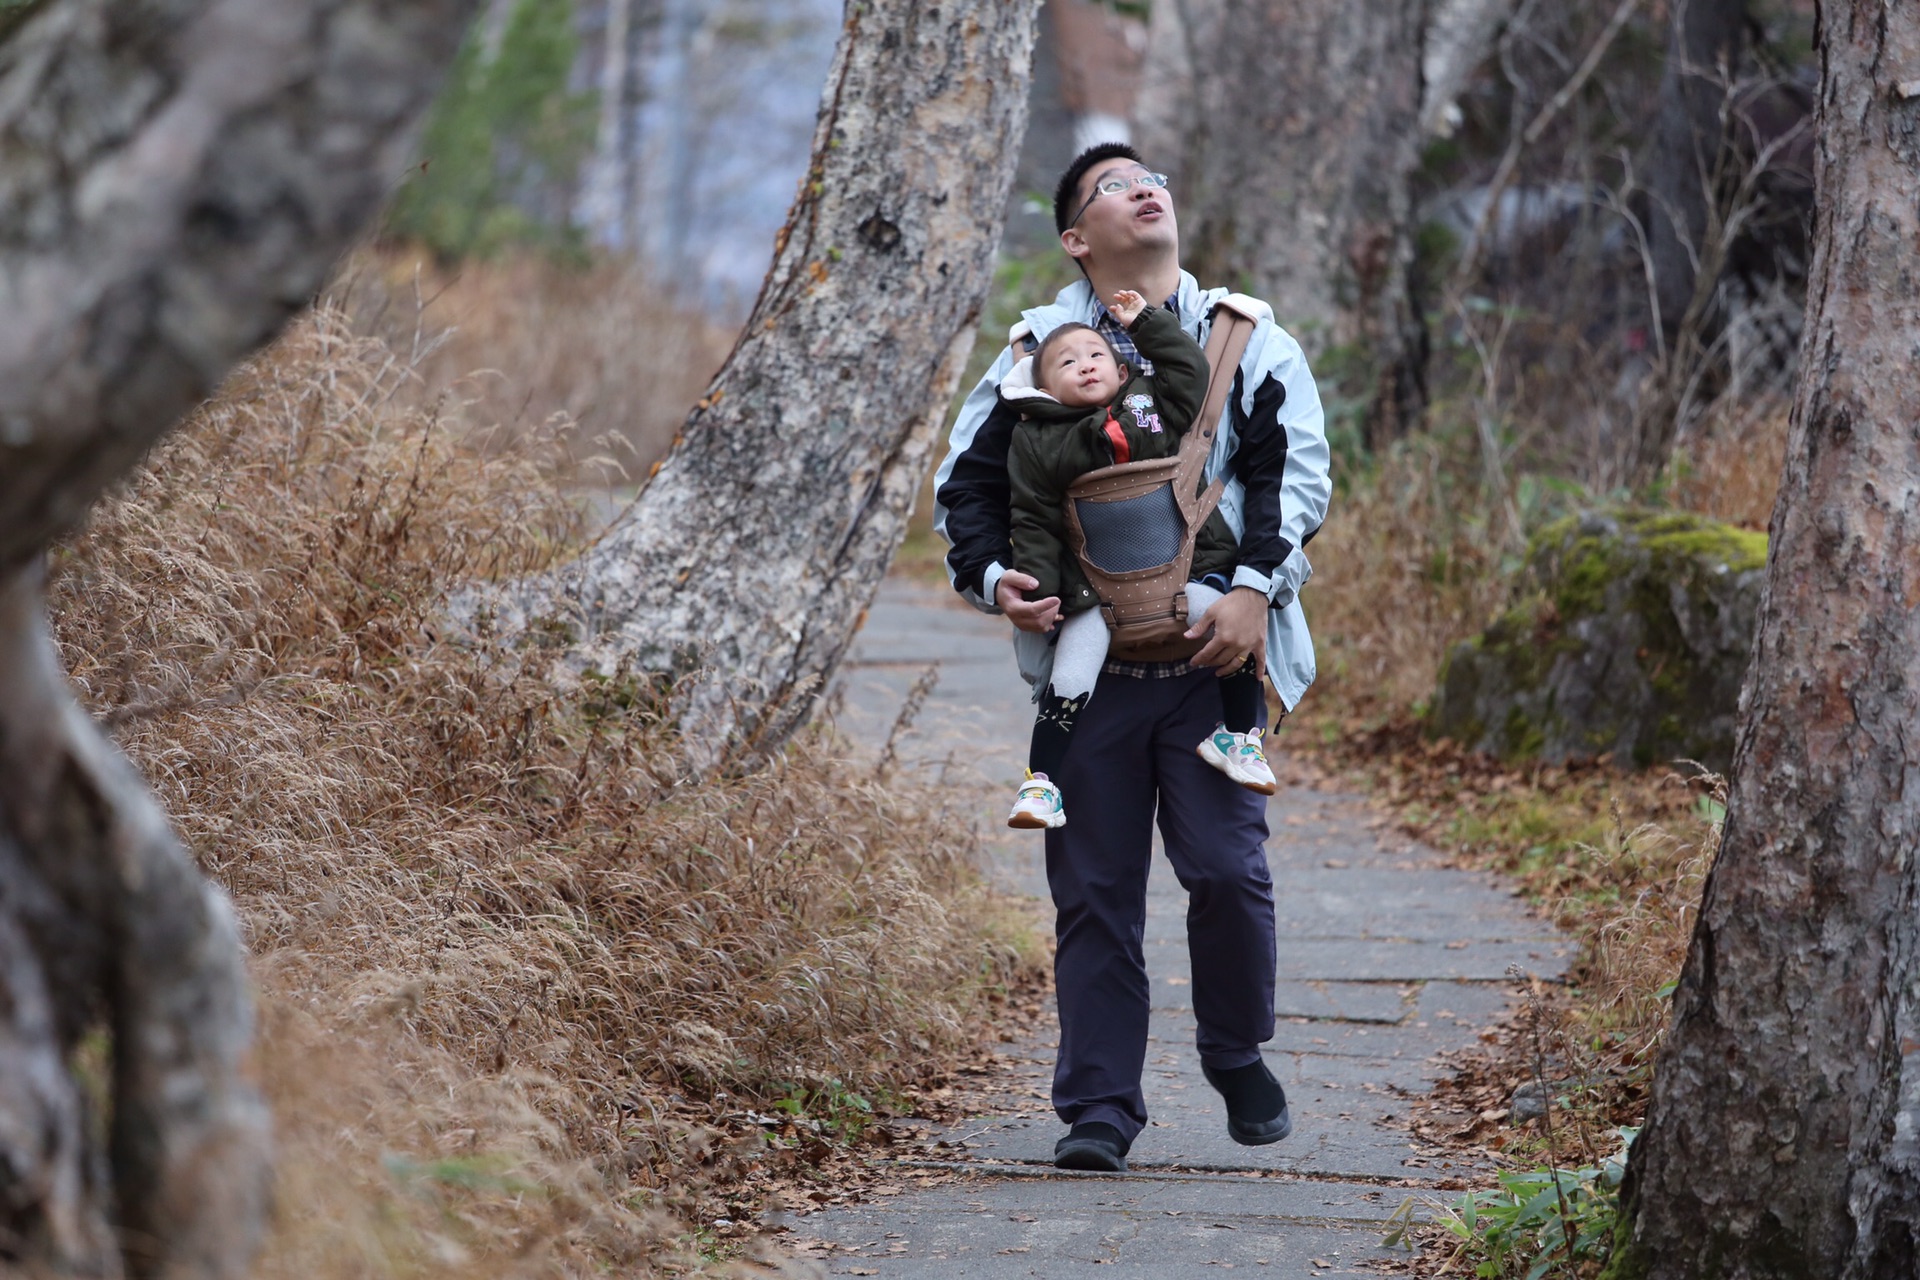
1202;1058;1293;1146
1053;1121;1129;1171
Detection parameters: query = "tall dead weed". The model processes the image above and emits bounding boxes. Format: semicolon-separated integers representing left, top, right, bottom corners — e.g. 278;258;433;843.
1305;432;1515;726
49;308;1036;1275
337;248;736;477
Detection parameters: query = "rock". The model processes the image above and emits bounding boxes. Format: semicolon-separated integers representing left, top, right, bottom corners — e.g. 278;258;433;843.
1509;1081;1551;1124
1429;508;1767;770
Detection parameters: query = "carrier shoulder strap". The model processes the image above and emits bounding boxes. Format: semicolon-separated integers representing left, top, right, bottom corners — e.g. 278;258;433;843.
1172;298;1260;526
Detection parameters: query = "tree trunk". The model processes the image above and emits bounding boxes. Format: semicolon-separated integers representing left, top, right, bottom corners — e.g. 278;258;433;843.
579;0;636;247
470;0;1041;767
1136;0;1429;446
1627;0;1747;485
1645;0;1747;347
0;0;475;1272
651;0;700;269
1420;0;1514;138
1606;4;1920;1276
1049;0;1146;151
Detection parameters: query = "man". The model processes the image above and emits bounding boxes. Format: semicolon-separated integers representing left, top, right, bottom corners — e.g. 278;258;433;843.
932;143;1331;1172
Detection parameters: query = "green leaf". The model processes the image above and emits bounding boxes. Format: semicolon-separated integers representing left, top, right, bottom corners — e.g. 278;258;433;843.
1512;1181;1565;1230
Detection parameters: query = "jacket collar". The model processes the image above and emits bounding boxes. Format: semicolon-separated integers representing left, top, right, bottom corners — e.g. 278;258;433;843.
1019;271;1225;345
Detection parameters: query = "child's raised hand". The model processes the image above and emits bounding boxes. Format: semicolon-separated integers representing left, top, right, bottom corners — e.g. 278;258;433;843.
1110;289;1146;326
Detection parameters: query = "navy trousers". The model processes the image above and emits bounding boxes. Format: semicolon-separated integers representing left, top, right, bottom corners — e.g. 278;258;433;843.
1044;667;1276;1144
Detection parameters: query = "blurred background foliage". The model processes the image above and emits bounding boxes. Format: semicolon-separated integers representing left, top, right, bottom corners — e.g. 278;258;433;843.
367;0;1818;733
387;0;596;261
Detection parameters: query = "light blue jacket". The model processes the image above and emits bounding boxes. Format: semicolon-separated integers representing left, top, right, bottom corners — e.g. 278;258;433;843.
932;272;1331;710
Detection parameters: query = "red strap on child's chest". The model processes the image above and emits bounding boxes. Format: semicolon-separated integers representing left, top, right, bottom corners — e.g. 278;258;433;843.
1102;409;1131;464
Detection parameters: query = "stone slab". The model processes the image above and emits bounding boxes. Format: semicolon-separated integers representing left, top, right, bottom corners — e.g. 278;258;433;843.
1266;874;1552;942
1272;936;1569;983
1413;978;1524;1028
780;1174;1423;1278
1271;980;1416;1024
947;1032;1461;1183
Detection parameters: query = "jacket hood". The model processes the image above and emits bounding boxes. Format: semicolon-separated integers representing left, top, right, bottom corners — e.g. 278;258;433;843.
998;355;1056;405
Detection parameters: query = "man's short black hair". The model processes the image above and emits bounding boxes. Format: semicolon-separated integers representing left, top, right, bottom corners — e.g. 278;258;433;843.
1054;141;1146;235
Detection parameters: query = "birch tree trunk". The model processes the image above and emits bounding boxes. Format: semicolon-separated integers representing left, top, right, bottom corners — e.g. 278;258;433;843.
477;0;1041;767
1420;0;1514;138
579;0;636;246
0;0;474;1272
1604;4;1920;1276
1136;0;1430;445
651;0;699;268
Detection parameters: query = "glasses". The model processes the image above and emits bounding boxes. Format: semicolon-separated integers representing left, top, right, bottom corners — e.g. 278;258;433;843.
1068;171;1171;228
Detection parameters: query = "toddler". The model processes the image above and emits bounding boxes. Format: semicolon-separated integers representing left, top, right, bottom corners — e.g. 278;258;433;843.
1001;290;1276;830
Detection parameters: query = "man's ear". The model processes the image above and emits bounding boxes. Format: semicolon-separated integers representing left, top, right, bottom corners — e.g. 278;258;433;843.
1060;227;1091;263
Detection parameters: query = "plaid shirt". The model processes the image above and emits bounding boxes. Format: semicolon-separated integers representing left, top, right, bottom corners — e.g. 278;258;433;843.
1103;655;1200;680
1092;292;1181;377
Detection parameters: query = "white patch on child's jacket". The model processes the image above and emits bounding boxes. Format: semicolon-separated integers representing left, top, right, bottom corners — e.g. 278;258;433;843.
999;355;1056;404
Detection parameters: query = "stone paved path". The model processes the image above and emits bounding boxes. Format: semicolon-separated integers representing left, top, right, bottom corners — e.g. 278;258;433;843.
784;578;1569;1278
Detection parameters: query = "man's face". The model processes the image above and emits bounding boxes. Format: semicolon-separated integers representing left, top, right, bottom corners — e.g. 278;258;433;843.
1041;330;1125;408
1061;161;1178;265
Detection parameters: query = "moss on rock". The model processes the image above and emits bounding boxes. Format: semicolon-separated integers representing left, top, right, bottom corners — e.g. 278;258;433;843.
1429;508;1766;770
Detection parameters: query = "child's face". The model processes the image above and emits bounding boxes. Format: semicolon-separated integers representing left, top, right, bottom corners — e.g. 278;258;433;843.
1041;331;1125;408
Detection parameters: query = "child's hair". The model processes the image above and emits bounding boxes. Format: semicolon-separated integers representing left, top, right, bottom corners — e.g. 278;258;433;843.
1032;322;1122;395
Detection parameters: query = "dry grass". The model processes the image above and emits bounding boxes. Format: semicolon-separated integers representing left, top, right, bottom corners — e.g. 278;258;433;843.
334;247;737;480
1306;371;1787;735
48;307;1040;1276
1669;392;1792;531
1303;432;1515;727
1558;776;1716;1038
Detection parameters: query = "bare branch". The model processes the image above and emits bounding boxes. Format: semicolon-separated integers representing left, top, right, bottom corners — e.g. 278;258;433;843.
1449;0;1641;293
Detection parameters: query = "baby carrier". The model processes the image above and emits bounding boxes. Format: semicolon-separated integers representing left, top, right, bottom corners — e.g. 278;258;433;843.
1012;298;1260;662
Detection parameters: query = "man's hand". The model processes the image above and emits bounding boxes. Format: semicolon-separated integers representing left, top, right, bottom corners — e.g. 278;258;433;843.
1110;289;1146;327
1187;586;1268;675
996;570;1063;634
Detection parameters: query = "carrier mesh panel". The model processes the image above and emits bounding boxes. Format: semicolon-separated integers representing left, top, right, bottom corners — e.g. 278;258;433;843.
1075;485;1184;573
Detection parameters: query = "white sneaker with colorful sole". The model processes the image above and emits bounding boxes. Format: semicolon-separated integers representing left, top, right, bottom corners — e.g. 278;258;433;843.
1198;725;1279;795
1007;773;1066;829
